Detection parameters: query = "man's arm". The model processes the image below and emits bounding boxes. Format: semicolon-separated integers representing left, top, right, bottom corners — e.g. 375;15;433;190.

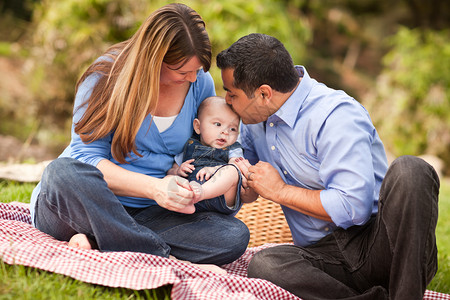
240;160;331;221
274;184;329;222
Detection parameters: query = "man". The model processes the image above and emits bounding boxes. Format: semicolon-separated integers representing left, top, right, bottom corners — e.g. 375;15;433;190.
217;33;440;299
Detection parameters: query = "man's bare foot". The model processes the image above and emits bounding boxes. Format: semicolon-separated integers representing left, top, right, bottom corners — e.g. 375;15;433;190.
189;181;204;203
68;233;92;250
169;255;227;275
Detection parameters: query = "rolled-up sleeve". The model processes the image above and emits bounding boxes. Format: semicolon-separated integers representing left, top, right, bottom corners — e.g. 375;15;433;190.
317;102;376;228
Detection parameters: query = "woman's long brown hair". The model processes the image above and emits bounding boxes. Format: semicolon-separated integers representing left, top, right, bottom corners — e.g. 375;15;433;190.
74;3;211;163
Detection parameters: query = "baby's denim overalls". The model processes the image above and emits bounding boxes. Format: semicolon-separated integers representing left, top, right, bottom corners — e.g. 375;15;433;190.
181;135;243;215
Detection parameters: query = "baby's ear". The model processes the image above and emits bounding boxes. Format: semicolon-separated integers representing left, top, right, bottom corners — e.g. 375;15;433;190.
193;118;201;134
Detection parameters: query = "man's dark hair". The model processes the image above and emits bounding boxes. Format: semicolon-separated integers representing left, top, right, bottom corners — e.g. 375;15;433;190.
216;33;299;97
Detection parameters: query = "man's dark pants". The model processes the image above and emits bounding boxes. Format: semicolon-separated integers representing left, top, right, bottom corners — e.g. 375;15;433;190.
248;156;440;300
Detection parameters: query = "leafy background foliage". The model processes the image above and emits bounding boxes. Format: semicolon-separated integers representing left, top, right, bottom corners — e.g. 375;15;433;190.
0;0;449;174
365;27;450;166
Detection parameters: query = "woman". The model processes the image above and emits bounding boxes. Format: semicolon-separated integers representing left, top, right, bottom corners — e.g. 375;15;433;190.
30;3;249;266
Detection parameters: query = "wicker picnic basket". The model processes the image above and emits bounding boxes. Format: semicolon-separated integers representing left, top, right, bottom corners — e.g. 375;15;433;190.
235;197;293;247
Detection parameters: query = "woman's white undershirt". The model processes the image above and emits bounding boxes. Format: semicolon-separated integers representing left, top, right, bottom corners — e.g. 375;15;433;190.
153;115;178;133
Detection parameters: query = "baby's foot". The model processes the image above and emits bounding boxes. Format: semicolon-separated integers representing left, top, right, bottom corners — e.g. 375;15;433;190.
192;263;227;275
68;233;92;250
189;181;204;203
169;255;227;275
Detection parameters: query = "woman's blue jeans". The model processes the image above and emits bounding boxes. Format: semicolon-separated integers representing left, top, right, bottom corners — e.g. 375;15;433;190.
34;157;249;265
248;156;440;299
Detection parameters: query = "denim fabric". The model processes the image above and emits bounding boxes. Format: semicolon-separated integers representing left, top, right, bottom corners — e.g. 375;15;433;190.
182;137;243;214
248;156;439;299
34;157;249;265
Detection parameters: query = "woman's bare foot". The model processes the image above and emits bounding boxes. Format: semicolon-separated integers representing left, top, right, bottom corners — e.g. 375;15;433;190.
68;233;92;250
169;255;227;275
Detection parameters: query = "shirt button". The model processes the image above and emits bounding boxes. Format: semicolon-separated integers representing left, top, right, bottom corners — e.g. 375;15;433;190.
283;170;288;175
269;122;274;127
324;227;329;232
271;145;276;151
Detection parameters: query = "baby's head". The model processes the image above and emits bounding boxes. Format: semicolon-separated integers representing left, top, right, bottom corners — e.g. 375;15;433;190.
193;96;240;149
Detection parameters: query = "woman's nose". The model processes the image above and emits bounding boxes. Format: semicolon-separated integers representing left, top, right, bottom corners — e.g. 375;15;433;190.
186;71;197;83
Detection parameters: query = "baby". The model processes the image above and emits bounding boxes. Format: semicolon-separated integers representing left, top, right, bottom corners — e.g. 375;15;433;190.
168;96;243;213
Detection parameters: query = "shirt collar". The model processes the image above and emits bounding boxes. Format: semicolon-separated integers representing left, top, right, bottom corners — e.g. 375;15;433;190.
272;66;313;128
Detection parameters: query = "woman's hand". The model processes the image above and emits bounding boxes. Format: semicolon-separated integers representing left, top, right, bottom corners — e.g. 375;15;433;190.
240;184;259;203
153;175;197;214
97;159;197;214
233;157;259;203
232;157;250;187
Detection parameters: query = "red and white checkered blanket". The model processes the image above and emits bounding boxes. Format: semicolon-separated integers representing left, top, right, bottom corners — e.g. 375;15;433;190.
1;202;448;300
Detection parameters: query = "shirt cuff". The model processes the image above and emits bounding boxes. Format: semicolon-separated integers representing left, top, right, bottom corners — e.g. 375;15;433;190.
320;189;353;229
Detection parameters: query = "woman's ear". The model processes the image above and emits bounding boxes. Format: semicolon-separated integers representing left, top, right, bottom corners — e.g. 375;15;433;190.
193;118;201;135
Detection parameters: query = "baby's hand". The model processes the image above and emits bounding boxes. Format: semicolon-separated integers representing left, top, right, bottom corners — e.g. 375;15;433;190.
196;166;218;181
177;159;195;177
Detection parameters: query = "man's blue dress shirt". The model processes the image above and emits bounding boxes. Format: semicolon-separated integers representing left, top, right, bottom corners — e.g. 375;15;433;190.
239;66;388;246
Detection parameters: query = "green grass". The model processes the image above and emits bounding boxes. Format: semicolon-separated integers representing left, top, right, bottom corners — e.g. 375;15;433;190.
0;181;35;203
0;181;172;299
1;179;450;298
0;262;171;300
428;178;450;293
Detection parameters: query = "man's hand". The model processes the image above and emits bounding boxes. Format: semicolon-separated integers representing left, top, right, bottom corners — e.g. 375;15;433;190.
233;158;330;221
246;161;286;200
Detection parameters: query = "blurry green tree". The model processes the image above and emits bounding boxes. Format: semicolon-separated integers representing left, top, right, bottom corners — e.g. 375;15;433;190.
1;0;449;173
26;0;310;131
27;0;151;128
193;0;310;89
364;27;450;172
